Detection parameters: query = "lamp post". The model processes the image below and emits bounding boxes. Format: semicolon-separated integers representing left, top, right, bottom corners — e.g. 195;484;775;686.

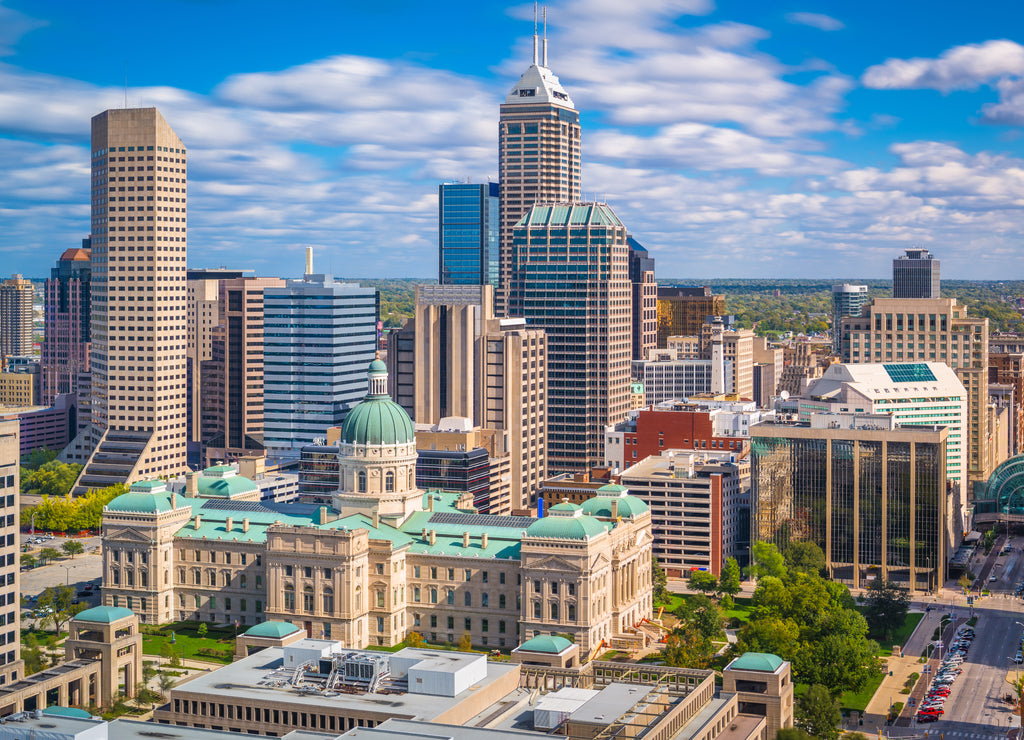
59;563;72;587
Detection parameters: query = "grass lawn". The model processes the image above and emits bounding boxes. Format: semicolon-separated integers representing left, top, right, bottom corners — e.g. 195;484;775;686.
21;628;65;647
794;669;885;715
654;593;687;613
142;622;236;664
854;610;926;652
721;597;753;623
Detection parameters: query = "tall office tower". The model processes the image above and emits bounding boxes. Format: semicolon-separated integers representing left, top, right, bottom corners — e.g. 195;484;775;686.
263;270;378;453
989;353;1024;455
203;275;285;463
438;182;499;286
699;319;754;400
385;322;415;418
0;420;22;684
752;336;783;408
841;297;990;484
71;108;189;494
752;414;948;593
893;248;940;298
628;237;657;361
510;203;632;473
0;275;34;368
831;283;868;355
186;270;227;461
497;22;581;315
409;284;547;510
656;286;725;347
41;244;91;406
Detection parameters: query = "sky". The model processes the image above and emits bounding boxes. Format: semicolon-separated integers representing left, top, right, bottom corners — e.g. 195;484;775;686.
4;1;1024;281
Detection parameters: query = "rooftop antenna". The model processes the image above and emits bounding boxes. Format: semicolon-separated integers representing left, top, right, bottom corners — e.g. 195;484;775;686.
532;1;539;66
543;6;548;67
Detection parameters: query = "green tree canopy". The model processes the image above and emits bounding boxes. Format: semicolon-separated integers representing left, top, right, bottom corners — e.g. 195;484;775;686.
750;541;787;580
62;540;85;558
37;585;85;633
675;595;723;640
719;556;741;596
21;483;126;532
861;578;911;642
662;623;715;669
784;541;827;576
795;684;842;740
21;461;81;498
689;570;718;594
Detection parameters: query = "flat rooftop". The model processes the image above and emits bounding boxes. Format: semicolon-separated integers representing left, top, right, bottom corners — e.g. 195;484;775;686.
169;644;519;722
339;718;545;740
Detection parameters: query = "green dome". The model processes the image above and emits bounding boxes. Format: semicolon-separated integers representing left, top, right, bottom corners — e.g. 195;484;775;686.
581;494;648;519
341;396;414;446
75;605;134;623
728;652;785;672
517;635;574;654
525;515;609;540
245;620;301;638
106;492;176;514
198;475;258;498
368;359;388;375
548;502;580;513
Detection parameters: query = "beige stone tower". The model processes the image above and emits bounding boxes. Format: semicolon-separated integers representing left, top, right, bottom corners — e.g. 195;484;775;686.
497;17;581;315
0;420;23;685
72;108;189;492
0;275;34;368
65;606;143;707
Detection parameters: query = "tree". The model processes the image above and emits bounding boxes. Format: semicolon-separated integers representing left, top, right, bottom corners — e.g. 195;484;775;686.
157;672;176;699
957;573;971;592
37;585;85;634
22;633;47;675
20;461;81;498
737;617;801;658
784;541;826;576
457;632;473;652
750;541;786;580
38;547;60;565
795;684;842;740
719;557;741;596
197;623;208;637
862;579;910;642
61;540;84;558
689;570;718;595
652;556;670;601
20;554;35;569
675;595;723;640
662;623;716;669
22;448;58;470
406;631;424;648
776;730;815;740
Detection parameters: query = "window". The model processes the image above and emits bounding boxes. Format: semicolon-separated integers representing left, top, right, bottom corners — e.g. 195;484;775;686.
499;621;506;634
499;572;505;585
550;603;559;620
430;588;438;604
482;619;489;632
284;586;295;610
413;587;421;602
377;617;384;633
448;568;455;580
377;591;385;608
499;594;506;609
256;600;263;613
376;563;384;575
568;604;576;621
385;471;394;492
430;615;437;628
464;592;472;607
481;593;489;607
447;589;455;605
358;471;367;492
285;565;293;577
414;566;420;578
464;618;472;632
323;592;334;613
464;569;472;581
533;602;541;618
303;588;314;611
533;580;541;593
430;567;437;579
482;571;488;584
447;616;454;629
550;581;558;595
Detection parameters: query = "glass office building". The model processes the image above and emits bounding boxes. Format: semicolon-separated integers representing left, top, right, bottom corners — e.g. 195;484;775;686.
438;182;499;286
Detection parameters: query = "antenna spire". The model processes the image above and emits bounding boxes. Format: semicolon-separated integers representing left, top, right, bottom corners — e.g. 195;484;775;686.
532;1;539;65
543;6;548;67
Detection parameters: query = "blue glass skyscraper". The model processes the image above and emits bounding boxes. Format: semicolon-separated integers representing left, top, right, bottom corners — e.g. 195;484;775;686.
438;182;499;286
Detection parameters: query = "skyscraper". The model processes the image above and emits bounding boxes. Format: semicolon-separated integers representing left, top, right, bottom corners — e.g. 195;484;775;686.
628;237;657;361
510;203;632;473
70;108;189;493
438;182;499;286
831;283;867;355
0;274;34;368
893;248;940;299
656;286;725;347
41;244;91;406
0;419;22;684
497;19;581;314
263;269;378;453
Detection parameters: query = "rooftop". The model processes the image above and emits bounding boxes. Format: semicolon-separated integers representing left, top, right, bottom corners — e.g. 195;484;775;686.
727;652;785;673
517;203;623;228
74;605;134;624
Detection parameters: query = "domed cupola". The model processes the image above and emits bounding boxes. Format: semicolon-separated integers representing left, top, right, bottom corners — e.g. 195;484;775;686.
340;355;415;447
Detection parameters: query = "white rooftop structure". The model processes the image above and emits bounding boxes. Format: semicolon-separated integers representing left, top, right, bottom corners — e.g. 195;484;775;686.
504;10;575;109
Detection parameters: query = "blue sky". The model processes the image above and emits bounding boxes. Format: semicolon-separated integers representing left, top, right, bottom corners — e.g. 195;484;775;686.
4;0;1024;280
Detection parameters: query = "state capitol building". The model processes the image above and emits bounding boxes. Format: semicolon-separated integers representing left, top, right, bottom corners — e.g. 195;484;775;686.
99;360;653;653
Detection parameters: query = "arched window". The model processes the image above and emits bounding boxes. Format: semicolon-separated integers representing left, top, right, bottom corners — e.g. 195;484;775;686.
408;469;415;488
358;471;367;492
385;471;395;492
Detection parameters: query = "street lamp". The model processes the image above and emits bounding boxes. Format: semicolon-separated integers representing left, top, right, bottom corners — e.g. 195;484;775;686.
59;563;72;587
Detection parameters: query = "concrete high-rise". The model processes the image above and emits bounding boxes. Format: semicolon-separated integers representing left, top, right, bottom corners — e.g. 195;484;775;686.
263;270;378;453
893;248;940;299
656;286;725;347
497;23;581;314
841;297;990;484
70;108;189;493
0;419;23;685
439;182;499;286
510;203;632;473
628;237;657;361
41;244;91;406
831;283;867;355
0;274;34;368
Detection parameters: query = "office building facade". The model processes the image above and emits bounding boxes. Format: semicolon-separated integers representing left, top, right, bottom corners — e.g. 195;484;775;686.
41;246;91;406
510;203;632;473
752;416;947;593
656;287;725;347
70;108;189;493
831;284;867;355
263;273;378;452
0;419;22;685
438;182;499;286
0;275;34;368
893;248;940;299
628;238;657;361
497;34;581;314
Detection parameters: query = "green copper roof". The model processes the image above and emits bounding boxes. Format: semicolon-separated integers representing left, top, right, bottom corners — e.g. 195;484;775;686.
581;494;648;519
203;465;235;474
516;203;624;229
131;480;167;492
526;515;609;540
75;605;134;623
197;475;258;498
548;502;580;513
729;652;785;672
245;620;300;638
517;635;574;654
368;359;387;375
42;707;93;718
106;492;176;514
597;484;628;494
340;395;414;446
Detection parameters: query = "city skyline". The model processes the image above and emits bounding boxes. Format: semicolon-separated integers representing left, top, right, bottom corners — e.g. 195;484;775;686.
4;1;1024;280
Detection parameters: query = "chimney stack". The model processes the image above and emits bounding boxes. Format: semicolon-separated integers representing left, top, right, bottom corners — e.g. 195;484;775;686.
186;472;198;497
225;517;233;532
462;531;470;548
372;509;380;529
305;246;313;276
611;499;619;520
171;492;177;510
429;530;436;546
242;518;250;533
481;532;488;549
428;495;434;512
193;514;201;529
319;507;329;525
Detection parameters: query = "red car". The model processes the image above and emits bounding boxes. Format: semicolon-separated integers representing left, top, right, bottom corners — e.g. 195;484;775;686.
916;714;939;723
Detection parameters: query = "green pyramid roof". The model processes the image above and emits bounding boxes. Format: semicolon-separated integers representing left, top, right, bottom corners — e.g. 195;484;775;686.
517;635;574;654
729;652;785;672
43;707;93;718
244;620;301;638
75;605;134;623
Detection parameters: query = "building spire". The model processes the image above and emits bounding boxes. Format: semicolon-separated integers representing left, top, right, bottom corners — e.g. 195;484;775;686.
543;6;548;68
533;1;539;66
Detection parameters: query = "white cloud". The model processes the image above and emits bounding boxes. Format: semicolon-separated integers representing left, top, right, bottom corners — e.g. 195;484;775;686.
0;2;45;57
862;39;1024;92
785;13;844;31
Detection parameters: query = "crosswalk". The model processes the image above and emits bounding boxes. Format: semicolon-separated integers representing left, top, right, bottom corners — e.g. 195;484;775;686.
921;733;1007;739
